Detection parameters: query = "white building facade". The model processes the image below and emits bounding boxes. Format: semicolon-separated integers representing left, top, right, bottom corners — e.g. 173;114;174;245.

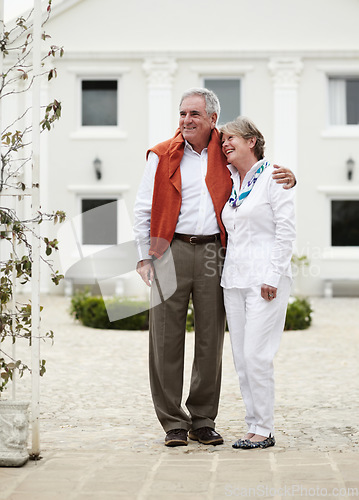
24;0;359;297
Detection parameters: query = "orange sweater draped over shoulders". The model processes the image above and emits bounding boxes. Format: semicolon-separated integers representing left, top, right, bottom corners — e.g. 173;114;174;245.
147;128;232;258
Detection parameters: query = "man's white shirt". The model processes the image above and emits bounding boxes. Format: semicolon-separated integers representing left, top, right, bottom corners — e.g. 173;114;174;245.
133;142;220;260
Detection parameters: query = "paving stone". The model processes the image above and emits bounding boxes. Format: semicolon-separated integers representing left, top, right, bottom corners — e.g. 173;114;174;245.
147;495;208;500
337;465;359;481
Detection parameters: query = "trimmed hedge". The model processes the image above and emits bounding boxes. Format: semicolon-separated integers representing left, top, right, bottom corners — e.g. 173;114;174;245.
285;297;312;331
70;291;312;332
70;291;149;330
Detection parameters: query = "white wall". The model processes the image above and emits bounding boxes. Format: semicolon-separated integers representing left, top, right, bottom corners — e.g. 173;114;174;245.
47;0;359;52
32;0;359;297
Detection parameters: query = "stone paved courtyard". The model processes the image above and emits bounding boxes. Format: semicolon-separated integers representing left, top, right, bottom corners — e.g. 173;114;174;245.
0;296;358;499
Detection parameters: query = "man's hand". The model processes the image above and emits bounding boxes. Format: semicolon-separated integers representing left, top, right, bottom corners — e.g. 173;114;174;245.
136;259;154;287
261;283;277;302
272;164;296;189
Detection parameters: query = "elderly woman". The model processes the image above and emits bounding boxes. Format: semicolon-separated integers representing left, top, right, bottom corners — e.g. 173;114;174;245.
220;116;296;449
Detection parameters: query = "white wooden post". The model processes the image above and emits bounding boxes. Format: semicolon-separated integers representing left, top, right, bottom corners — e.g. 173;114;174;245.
0;0;3;110
11;229;17;399
0;1;3;186
0;0;3;255
31;0;42;456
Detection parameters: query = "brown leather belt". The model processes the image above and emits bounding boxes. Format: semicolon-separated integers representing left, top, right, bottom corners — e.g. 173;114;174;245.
173;233;220;245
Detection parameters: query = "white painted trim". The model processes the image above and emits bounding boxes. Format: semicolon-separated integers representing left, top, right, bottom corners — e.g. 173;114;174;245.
190;64;254;75
67;185;130;194
61;50;359;61
317;190;359;253
317;186;359;196
67;66;131;74
70;128;128;140
75;194;121;250
322;247;359;260
317;64;359;75
321;126;359;138
73;74;125;134
76;244;115;257
5;0;84;25
320;70;359;129
48;0;85;20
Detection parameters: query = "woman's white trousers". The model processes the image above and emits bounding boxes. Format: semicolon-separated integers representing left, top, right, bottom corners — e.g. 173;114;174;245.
224;276;292;437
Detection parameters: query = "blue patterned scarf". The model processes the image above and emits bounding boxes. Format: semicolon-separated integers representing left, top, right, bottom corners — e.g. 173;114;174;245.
228;160;270;208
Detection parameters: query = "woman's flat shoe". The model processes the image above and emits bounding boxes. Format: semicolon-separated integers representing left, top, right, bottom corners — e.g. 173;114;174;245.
232;435;275;449
232;438;246;449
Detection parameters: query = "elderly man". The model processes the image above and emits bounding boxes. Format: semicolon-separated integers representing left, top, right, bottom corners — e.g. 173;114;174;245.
134;88;295;447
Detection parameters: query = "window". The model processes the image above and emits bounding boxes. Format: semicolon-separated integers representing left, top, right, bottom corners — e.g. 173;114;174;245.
203;78;241;125
82;80;118;126
81;198;117;245
329;77;359;125
331;200;359;246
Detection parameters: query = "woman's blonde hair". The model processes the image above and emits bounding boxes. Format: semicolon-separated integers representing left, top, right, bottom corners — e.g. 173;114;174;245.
220;116;265;160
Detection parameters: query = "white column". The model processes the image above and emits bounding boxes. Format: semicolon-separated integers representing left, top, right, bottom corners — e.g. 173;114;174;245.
143;58;177;147
268;58;303;173
269;58;303;294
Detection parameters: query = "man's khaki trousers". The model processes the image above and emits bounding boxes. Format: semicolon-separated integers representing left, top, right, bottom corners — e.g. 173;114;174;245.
149;238;226;432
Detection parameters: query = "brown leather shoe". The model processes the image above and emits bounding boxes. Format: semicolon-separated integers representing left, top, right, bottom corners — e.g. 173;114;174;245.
164;429;188;447
188;427;224;445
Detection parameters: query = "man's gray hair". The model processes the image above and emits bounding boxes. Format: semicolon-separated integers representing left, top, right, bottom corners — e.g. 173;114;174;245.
180;88;221;121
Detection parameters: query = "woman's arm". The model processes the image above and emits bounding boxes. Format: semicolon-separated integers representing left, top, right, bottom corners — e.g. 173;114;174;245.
263;175;296;289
